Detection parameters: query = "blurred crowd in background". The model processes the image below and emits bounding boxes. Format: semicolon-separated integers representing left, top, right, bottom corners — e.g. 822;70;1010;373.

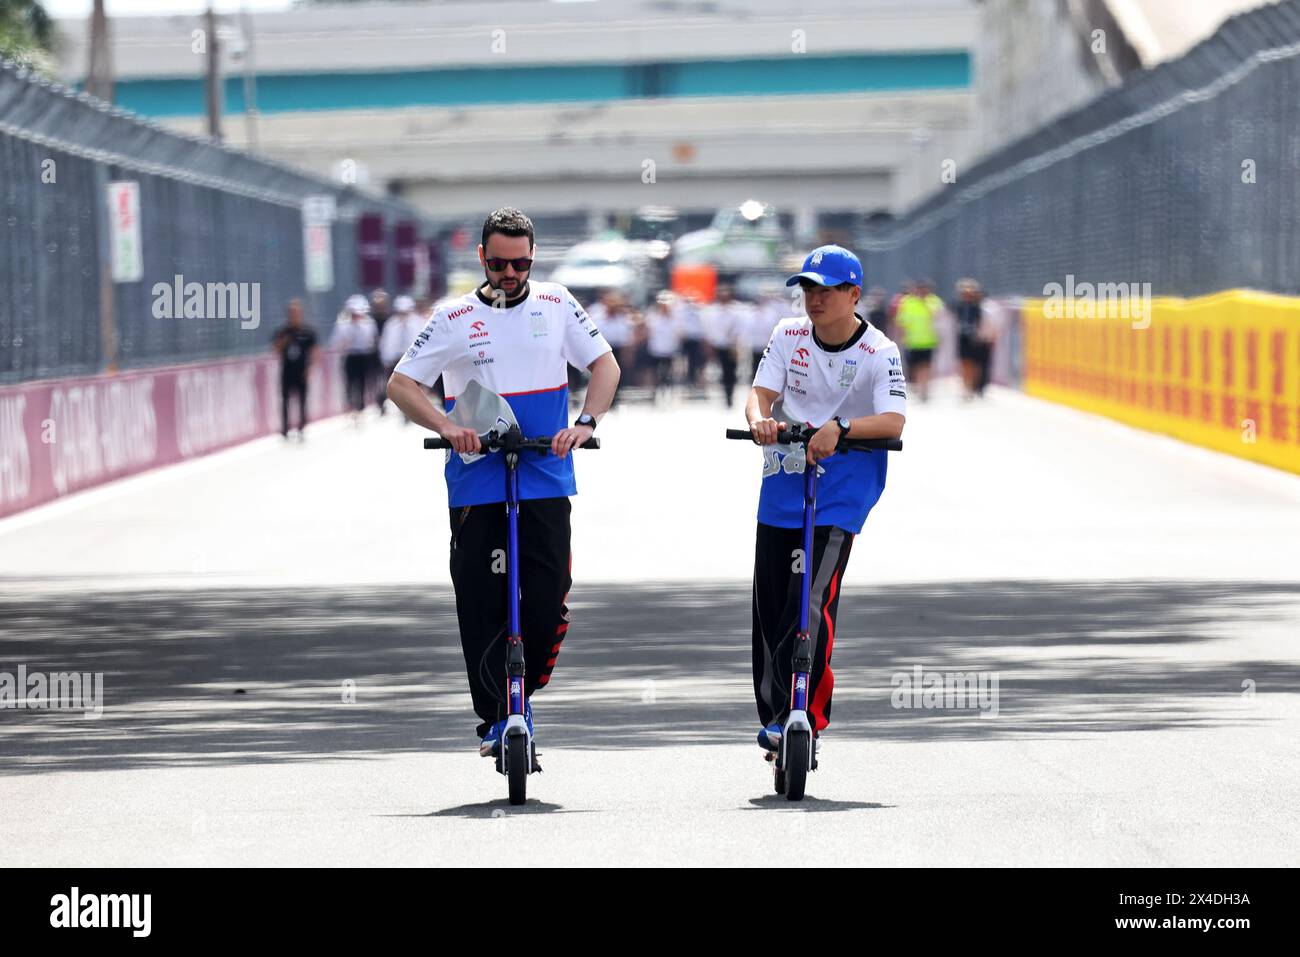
270;274;1006;439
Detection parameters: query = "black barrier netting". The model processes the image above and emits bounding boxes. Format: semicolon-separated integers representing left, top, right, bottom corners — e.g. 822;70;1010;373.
0;60;430;384
860;0;1300;302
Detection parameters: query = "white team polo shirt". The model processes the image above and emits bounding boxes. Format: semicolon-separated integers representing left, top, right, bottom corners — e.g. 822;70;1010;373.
751;315;907;532
395;280;611;506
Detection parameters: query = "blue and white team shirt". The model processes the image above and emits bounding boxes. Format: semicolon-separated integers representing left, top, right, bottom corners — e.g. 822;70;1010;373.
394;281;611;507
752;315;907;534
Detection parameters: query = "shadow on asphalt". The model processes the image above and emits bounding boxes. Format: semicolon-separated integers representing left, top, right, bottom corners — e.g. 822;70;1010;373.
744;795;892;812
382;800;585;818
1;579;1297;774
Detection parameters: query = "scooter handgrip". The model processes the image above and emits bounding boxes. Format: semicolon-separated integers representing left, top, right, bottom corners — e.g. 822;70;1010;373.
579;438;601;450
841;438;904;452
423;438;452;449
726;428;805;443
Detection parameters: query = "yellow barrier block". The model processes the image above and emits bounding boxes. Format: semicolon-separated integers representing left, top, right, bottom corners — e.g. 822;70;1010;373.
1022;290;1300;475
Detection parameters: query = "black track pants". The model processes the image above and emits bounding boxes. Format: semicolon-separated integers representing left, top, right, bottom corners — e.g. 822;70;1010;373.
752;522;854;732
280;372;307;434
448;497;572;739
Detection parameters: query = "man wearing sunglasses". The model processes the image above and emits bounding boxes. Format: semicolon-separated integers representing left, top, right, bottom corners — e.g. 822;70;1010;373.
744;245;906;755
387;207;620;760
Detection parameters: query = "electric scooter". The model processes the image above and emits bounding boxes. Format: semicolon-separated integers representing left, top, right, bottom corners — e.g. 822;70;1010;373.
726;424;902;801
425;425;599;806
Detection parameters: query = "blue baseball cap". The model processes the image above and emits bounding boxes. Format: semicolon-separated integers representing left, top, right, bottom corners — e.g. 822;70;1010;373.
785;245;862;288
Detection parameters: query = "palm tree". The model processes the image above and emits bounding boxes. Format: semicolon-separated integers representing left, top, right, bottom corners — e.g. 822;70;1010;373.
0;0;55;66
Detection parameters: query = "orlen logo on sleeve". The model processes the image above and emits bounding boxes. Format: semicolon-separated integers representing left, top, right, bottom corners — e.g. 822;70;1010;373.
469;320;490;340
791;347;811;369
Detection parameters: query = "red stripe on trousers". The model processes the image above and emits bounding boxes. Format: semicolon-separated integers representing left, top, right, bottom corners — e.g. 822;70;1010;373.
538;550;573;689
810;562;843;732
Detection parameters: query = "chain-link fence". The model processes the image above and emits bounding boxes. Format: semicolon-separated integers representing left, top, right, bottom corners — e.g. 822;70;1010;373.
0;58;434;385
859;0;1300;302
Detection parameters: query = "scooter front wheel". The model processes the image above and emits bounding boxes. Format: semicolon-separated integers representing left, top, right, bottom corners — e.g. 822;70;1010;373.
784;731;810;801
506;734;528;806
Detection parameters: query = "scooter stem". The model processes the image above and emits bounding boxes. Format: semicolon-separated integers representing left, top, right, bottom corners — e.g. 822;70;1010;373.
506;453;521;642
798;460;817;637
505;449;525;720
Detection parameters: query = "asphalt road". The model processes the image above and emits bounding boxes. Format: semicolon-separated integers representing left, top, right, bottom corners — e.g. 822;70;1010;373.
1;383;1297;866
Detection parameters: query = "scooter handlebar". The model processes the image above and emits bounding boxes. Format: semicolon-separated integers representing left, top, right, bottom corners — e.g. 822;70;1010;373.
725;427;901;452
423;435;601;451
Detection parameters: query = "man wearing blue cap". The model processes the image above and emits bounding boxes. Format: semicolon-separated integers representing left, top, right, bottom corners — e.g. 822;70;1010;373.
743;244;907;753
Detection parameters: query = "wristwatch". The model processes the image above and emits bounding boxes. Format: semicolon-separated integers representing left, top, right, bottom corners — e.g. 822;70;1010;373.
836;416;852;438
575;413;597;431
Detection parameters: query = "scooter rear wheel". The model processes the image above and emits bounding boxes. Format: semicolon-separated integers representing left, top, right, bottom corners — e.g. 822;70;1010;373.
785;731;810;801
506;734;528;806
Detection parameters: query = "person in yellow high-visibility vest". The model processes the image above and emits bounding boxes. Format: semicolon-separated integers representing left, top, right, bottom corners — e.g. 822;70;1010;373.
894;279;942;401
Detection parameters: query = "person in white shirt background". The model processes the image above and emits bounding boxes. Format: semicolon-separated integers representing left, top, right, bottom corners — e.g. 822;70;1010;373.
332;294;379;421
595;294;636;405
675;293;707;389
747;284;787;380
702;285;750;408
643;290;683;399
378;295;425;422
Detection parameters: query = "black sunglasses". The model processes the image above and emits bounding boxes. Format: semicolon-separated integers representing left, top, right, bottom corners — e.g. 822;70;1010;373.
484;257;534;272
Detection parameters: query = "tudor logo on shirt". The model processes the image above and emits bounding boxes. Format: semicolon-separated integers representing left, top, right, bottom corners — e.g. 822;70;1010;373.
469;321;490;340
791;347;811;369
